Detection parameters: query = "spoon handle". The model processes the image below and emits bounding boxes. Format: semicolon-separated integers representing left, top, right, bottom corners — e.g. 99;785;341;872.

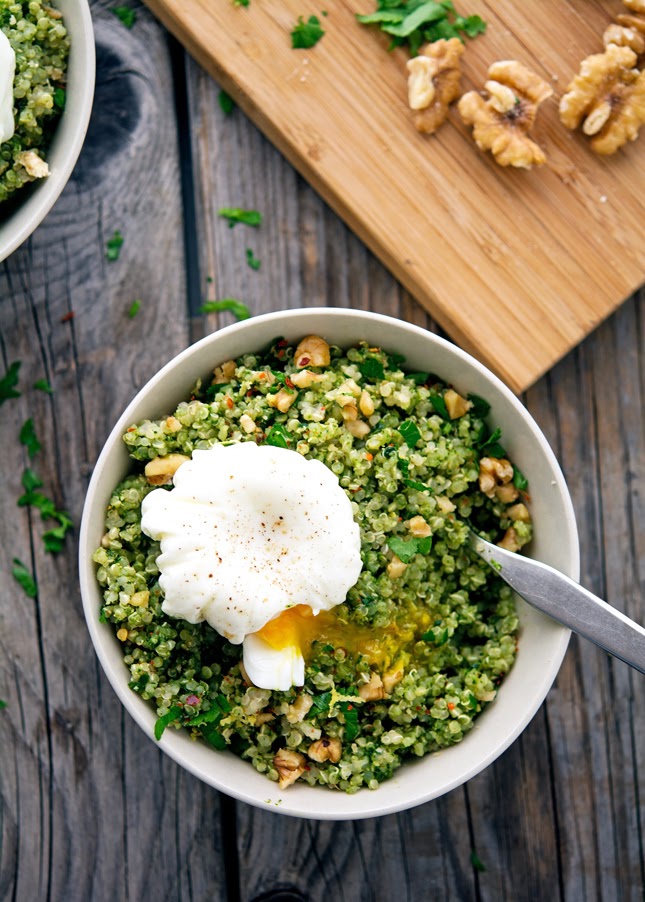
469;534;645;674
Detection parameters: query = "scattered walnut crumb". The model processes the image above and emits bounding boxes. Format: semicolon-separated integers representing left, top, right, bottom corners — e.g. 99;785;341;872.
308;737;342;763
273;748;306;789
294;335;330;368
359;671;385;701
16;150;50;179
144;453;190;486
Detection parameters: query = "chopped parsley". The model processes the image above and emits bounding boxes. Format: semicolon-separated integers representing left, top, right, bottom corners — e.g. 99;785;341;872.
478;426;506;459
43;513;74;554
218;90;236;114
112;5;136;28
357;0;486;56
33;378;53;394
429;394;450;420
18;468;73;553
106;230;124;262
407;371;430;385
218;207;262;228
513;465;529;492
422;626;448;645
0;700;6;710
232;0;250;6
388;534;432;563
266;423;292;448
359;357;385;381
19;419;40;459
0;361;21;405
200;299;250;320
291;15;325;49
398;419;421;448
53;87;66;110
470;850;487;873
245;248;261;271
128;299;142;319
154;706;183;740
468;393;490;417
311;691;333;715
339;702;359;741
12;558;37;598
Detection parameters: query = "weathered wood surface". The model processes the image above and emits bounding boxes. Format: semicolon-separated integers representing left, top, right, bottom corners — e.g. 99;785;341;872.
0;1;643;900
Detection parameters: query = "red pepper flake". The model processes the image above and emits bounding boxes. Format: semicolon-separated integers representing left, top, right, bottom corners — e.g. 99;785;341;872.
365;453;373;461
285;377;295;389
226;397;234;409
186;695;200;706
299;356;310;365
277;339;288;348
347;704;353;711
447;702;455;710
127;427;136;432
258;372;266;380
60;311;75;323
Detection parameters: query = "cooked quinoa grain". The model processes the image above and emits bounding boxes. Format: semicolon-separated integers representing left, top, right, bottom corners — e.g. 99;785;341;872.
0;0;69;202
95;339;531;792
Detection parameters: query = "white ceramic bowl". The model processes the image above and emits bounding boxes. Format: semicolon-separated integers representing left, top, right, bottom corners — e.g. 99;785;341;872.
0;0;95;262
79;308;578;820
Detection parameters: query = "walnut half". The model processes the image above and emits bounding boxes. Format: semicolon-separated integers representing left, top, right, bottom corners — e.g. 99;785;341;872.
458;60;553;168
406;38;465;135
559;43;645;154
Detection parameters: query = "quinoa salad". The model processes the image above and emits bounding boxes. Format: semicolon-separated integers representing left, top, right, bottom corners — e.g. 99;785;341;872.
94;337;533;793
0;0;69;203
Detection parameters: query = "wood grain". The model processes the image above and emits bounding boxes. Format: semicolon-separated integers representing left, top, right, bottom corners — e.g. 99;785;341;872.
0;1;643;900
142;0;644;392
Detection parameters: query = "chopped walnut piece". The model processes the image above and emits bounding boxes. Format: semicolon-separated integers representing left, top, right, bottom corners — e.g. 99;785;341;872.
268;388;298;413
506;502;531;522
130;590;150;607
495;483;519;504
382;667;404;695
286;694;313;724
213;359;236;384
254;712;275;726
408;515;432;537
407;38;465;135
604;20;645;56
458;60;553;168
17;150;49;179
239;413;257;433
444;389;471;419
559;44;645;154
308;737;342;764
289;369;326;388
498;527;521;552
294;335;330;368
386;555;407;579
479;457;514;498
144;453;190;485
165;416;182;433
345;419;371;439
273;748;306;789
359;390;375;417
359;672;385;701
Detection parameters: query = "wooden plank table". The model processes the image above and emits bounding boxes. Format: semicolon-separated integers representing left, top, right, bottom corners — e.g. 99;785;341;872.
0;1;643;899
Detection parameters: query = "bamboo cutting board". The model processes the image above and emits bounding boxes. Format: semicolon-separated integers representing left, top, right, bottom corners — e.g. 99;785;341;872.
143;0;645;392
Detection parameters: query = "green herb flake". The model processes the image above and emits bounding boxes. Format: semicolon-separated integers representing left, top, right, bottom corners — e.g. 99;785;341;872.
357;0;486;56
479;426;506;459
359;357;385;381
19;419;41;459
154;705;183;741
404;478;431;493
112;5;136;28
407;371;430;385
218;207;262;228
339;702;359;741
0;700;6;710
202;724;227;749
43;513;73;554
266;423;292;449
12;558;37;598
21;468;43;494
218;90;236;114
53;87;66;110
106;230;124;262
291;14;325;49
470;850;487;873
421;626;448;645
398;419;421;448
513;465;529;492
468;393;490;417
128;299;142;319
200;299;251;320
0;361;21;405
490;559;502;573
33;378;53;394
311;691;332;715
245;248;261;271
387;536;419;563
233;0;250;6
430;394;450;420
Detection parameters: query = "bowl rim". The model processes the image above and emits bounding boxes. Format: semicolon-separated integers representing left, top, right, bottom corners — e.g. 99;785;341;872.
79;308;579;819
0;0;96;262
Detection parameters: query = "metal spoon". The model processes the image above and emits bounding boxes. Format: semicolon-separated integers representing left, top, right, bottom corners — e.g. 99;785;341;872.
468;532;645;674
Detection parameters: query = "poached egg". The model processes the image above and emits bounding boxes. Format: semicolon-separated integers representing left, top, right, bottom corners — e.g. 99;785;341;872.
140;442;363;691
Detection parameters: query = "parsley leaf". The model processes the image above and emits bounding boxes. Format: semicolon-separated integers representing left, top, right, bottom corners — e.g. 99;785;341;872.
399;419;421;447
128;299;142;319
12;558;37;598
291;15;325;49
154;706;183;740
407;371;429;385
0;361;21;405
106;230;124;262
21;468;43;493
478;426;506;458
357;0;486;55
33;378;53;394
202;725;227;749
245;248;261;271
0;700;6;710
218;90;236;114
53;87;66;109
266;423;292;448
311;691;332;715
430;394;450;420
339;702;359;741
218;207;262;228
359;357;385;381
233;0;249;6
467;393;490;417
43;513;73;554
19;419;41;459
200;299;250;320
470;850;487;873
112;5;136;27
387;534;431;563
513;465;529;492
421;626;448;645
